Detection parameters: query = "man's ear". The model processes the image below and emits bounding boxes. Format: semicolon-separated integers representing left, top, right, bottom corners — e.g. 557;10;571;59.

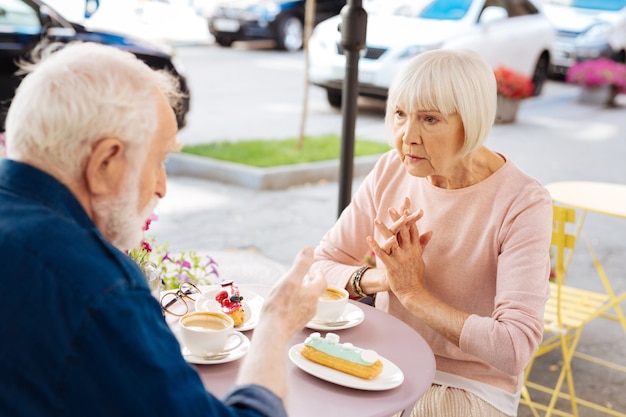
84;138;127;195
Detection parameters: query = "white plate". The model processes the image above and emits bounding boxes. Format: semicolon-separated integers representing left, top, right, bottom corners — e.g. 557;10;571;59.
288;343;404;391
181;331;250;365
194;286;264;332
305;303;365;331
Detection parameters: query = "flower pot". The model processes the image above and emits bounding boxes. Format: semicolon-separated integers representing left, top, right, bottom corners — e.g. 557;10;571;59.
579;85;618;107
495;96;520;124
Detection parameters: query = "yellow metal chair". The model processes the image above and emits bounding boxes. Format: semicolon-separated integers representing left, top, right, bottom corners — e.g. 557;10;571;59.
520;205;626;417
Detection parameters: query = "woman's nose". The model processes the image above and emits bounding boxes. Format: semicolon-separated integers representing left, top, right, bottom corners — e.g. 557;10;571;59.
402;120;421;145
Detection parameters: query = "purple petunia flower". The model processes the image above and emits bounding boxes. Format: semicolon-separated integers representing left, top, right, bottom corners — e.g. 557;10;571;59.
176;259;192;269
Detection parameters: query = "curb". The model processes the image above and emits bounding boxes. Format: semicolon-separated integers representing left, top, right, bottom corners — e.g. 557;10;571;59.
165;153;382;189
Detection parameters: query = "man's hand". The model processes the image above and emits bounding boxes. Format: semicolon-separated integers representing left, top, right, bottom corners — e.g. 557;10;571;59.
236;247;326;400
261;247;326;335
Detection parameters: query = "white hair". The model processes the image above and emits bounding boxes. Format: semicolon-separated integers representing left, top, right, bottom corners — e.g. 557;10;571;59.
385;49;497;155
4;41;183;180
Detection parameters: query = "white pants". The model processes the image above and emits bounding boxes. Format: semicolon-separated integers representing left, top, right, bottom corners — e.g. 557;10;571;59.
393;384;512;417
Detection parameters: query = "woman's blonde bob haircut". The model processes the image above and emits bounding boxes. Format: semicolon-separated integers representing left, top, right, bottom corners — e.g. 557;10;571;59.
385;49;497;155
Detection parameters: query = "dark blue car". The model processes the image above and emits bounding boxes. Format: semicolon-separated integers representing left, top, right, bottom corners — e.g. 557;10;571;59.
209;0;346;51
0;0;190;130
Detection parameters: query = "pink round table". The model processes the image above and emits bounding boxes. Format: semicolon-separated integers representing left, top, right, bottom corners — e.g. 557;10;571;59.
191;285;436;417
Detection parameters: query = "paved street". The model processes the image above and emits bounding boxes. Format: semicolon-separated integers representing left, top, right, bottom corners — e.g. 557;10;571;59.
150;44;626;416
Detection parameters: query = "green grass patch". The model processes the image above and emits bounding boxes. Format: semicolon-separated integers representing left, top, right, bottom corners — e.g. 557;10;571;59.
182;134;391;168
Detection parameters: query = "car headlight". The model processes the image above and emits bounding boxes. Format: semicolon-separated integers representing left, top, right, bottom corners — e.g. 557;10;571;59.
576;22;612;45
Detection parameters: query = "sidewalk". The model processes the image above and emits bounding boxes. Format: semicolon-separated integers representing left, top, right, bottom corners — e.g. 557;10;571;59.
154;81;625;267
151;81;626;416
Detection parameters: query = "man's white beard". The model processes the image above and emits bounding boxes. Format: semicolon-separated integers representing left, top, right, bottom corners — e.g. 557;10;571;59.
92;170;159;252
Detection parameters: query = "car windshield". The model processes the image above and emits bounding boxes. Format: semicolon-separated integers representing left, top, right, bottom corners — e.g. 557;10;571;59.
365;0;469;19
544;0;626;11
418;0;472;20
0;0;41;33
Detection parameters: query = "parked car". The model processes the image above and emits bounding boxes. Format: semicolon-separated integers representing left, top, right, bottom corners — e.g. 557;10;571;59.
308;0;555;108
0;0;191;130
208;0;346;51
82;0;212;46
540;0;626;76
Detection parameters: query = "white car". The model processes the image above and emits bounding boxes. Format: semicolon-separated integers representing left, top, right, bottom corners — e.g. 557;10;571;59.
46;0;212;46
540;0;626;76
308;0;555;108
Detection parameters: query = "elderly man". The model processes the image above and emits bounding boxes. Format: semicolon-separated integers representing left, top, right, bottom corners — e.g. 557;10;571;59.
0;42;325;416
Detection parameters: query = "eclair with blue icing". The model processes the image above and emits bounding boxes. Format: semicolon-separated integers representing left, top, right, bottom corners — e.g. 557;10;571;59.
301;332;383;379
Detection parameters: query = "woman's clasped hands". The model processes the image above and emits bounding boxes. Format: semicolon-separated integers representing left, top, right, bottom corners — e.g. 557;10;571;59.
367;197;433;300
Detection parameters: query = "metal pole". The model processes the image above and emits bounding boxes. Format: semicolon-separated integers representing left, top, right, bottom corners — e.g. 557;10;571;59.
337;0;367;218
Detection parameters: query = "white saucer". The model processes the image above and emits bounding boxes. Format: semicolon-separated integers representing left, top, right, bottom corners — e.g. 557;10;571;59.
289;343;404;391
305;303;365;331
181;331;250;365
194;286;264;332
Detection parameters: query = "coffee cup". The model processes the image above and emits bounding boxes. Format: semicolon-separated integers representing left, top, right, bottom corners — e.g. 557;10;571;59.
313;286;349;323
179;311;244;357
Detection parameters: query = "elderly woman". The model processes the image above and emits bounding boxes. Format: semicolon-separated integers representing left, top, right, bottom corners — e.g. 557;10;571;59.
312;49;552;417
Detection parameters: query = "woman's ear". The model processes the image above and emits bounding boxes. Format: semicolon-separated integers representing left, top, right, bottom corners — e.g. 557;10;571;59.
84;138;127;195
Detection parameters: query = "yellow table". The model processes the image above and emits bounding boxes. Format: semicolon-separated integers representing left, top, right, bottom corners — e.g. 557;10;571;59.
545;181;626;219
545;181;626;332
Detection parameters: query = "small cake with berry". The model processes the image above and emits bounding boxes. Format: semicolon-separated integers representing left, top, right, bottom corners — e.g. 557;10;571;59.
215;280;245;327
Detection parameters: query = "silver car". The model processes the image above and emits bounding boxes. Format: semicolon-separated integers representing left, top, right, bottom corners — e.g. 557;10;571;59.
308;0;555;108
542;0;626;75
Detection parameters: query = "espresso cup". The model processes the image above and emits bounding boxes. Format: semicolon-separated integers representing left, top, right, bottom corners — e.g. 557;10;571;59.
179;311;244;357
313;286;349;323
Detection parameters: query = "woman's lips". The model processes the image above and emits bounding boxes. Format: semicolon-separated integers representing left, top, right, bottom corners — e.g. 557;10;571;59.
405;154;425;163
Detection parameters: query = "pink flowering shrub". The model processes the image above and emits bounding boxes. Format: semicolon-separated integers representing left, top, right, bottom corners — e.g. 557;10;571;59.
566;58;626;94
494;66;535;100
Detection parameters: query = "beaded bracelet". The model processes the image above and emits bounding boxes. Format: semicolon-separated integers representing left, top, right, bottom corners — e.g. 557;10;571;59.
350;265;373;298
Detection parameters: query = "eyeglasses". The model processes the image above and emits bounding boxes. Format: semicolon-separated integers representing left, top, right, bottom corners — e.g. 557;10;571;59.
160;282;203;316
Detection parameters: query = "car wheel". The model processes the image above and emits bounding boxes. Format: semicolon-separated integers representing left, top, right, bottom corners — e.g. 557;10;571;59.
326;88;342;108
276;15;303;52
215;36;234;47
531;53;550;96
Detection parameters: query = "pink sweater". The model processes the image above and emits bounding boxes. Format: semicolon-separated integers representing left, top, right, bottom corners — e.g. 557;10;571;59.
313;150;552;401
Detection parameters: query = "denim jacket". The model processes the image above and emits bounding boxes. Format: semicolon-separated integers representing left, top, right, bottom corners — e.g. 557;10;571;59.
0;159;285;417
